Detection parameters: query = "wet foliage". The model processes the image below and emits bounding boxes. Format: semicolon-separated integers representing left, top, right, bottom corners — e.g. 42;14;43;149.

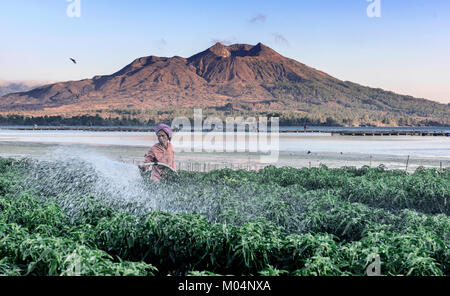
0;156;448;276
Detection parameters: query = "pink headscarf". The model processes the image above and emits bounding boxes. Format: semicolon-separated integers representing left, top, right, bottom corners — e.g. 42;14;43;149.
155;123;173;140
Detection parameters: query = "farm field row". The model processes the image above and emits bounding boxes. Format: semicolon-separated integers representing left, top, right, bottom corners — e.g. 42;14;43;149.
0;157;448;276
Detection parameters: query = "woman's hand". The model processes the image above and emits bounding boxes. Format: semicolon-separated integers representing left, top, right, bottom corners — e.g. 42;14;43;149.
139;164;149;172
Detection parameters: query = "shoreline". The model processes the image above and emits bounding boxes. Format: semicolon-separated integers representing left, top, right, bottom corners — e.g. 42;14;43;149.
0;141;448;173
1;125;449;135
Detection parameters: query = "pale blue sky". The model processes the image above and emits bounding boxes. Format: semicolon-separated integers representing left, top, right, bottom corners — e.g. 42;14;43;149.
0;0;449;103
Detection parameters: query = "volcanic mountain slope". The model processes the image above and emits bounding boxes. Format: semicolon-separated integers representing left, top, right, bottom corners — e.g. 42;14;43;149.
1;42;448;123
0;42;331;110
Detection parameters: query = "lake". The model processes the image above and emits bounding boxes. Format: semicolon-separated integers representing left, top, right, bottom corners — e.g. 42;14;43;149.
0;129;448;156
0;128;448;171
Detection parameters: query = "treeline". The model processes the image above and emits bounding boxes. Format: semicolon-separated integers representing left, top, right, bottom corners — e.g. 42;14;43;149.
0;113;335;127
0;112;446;127
0;114;147;126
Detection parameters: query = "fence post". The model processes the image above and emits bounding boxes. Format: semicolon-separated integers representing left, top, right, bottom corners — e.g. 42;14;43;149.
405;155;410;172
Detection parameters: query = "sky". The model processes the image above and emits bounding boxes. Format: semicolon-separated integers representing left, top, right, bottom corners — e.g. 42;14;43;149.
0;0;449;104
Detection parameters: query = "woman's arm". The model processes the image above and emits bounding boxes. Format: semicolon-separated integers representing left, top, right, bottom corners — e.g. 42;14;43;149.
171;150;176;171
140;147;158;171
144;147;157;163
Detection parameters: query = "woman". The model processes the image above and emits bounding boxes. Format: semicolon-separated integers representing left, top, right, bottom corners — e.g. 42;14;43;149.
139;123;176;182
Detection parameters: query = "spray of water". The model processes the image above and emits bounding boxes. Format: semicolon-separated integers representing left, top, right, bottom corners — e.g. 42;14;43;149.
18;146;177;219
15;145;308;232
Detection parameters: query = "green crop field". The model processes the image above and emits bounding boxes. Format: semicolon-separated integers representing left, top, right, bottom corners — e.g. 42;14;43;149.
0;157;448;276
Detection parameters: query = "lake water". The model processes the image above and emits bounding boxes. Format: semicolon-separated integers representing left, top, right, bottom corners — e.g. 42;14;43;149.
0;129;448;159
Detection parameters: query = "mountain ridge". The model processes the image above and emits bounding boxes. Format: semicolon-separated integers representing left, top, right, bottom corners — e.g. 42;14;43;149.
1;42;448;126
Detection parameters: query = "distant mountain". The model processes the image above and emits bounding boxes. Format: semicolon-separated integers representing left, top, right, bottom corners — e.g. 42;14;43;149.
0;80;54;96
1;43;448;125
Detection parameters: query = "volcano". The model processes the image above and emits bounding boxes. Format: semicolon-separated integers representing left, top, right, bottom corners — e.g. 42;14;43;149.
1;42;448;125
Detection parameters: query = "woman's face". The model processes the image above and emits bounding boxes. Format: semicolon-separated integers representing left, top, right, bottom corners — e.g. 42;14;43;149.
157;130;169;147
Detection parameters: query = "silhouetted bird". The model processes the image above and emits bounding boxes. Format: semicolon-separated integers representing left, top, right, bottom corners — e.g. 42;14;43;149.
307;151;311;154
70;58;77;64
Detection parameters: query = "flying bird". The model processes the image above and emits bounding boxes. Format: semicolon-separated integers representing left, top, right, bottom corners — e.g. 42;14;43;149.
69;58;77;64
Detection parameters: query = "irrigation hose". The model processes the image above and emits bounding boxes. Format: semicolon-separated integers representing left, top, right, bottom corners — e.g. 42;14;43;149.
142;162;178;174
